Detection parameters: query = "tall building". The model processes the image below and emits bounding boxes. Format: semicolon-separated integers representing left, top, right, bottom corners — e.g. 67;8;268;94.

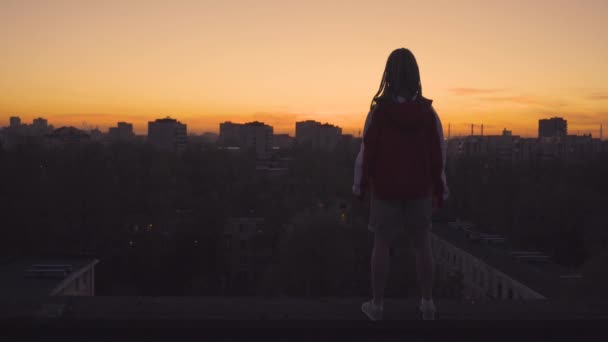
539;117;567;138
31;117;50;135
32;117;48;128
9;116;21;128
295;120;342;151
222;217;272;292
219;121;273;159
243;122;273;159
108;122;135;141
148;117;188;151
219;121;243;146
448;128;521;162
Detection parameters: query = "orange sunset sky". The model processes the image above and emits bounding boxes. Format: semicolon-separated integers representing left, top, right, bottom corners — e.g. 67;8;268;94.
1;0;607;137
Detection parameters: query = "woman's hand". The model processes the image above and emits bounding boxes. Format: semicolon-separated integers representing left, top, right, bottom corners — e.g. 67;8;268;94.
352;185;366;202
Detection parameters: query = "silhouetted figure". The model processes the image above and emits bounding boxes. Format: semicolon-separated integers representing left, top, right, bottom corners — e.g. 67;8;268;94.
353;48;448;320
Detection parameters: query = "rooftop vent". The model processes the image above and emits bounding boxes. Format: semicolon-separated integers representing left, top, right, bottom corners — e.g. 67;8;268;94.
24;264;73;279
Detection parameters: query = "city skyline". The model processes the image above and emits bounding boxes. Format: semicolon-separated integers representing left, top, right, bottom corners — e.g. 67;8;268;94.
1;0;607;136
3;114;606;141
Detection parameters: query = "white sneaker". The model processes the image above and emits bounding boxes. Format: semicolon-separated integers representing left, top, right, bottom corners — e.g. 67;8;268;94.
361;301;383;321
420;299;436;320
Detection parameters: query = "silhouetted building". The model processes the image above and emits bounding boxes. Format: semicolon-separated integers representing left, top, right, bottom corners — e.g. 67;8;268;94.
219;122;242;146
432;222;582;300
255;158;290;179
537;134;599;161
221;217;273;294
219;121;273;159
9;116;21;128
47;126;91;146
295;120;342;151
449;129;521;162
108;122;135;141
449;127;601;162
89;128;104;141
514;137;538;161
31;117;51;135
148;117;187;151
340;134;361;156
243;122;273;159
539;117;567;138
272;134;294;149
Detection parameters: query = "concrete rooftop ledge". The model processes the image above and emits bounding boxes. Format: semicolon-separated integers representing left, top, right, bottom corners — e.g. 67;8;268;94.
2;297;607;341
2;297;608;320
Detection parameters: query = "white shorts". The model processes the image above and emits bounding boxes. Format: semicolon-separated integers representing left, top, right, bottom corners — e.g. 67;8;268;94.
369;194;432;243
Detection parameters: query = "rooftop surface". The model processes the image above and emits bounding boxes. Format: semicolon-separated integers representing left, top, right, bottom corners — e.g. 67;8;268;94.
0;297;608;342
2;296;607;321
432;223;581;299
1;297;607;341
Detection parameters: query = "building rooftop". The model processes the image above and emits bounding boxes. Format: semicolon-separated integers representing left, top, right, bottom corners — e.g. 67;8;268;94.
152;117;181;124
0;256;98;299
50;126;89;136
432;223;581;299
243;121;270;127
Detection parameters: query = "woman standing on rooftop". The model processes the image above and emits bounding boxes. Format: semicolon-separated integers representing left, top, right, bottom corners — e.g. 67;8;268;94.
353;48;448;321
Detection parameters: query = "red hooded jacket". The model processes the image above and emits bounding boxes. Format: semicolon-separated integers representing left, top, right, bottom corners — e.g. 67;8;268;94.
355;96;446;206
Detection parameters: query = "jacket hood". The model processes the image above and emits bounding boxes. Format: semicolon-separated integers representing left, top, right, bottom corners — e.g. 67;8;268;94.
378;97;434;130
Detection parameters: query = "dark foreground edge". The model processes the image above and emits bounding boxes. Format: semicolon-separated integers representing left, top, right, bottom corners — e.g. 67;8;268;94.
2;318;607;342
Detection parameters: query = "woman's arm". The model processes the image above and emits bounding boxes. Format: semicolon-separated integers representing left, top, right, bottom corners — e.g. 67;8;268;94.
353;108;378;198
429;106;449;206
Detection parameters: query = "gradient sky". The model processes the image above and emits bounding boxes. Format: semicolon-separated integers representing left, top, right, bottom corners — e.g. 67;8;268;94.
1;0;607;137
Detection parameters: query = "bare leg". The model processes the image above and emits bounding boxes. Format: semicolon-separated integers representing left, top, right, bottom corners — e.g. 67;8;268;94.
371;233;391;307
415;230;434;300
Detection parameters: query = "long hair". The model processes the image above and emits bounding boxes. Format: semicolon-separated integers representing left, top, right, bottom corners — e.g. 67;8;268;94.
370;48;422;110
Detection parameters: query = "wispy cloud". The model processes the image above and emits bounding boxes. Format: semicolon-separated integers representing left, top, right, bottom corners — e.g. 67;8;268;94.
587;93;608;100
448;87;504;96
480;95;544;106
557;112;606;124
